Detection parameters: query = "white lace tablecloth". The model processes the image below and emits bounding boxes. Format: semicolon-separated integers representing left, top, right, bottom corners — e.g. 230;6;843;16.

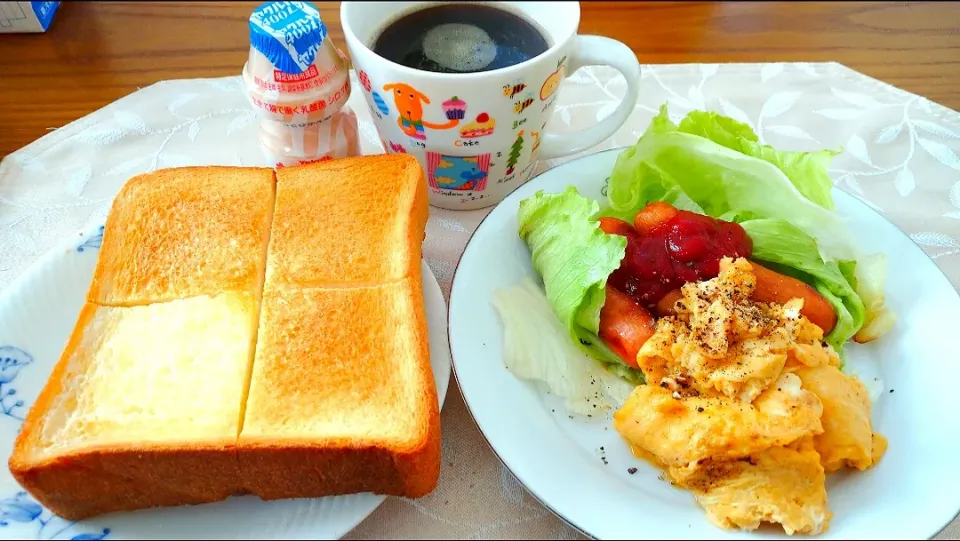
2;63;959;540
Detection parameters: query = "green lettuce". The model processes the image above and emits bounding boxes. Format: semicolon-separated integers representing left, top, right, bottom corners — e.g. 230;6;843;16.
677;110;839;210
608;105;857;262
517;186;645;384
606;103;893;354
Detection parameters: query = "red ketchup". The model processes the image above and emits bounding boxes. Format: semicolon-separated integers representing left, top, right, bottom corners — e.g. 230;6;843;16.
603;205;753;311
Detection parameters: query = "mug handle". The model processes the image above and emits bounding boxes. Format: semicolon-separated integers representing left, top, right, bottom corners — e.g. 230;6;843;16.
537;35;641;160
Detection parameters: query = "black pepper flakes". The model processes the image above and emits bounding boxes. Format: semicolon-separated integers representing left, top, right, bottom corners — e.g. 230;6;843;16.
627;467;638;475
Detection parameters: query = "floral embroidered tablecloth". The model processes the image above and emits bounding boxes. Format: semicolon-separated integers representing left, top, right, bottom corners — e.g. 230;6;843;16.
1;63;958;540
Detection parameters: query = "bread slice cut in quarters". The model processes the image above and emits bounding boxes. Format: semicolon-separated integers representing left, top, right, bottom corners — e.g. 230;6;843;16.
8;154;441;520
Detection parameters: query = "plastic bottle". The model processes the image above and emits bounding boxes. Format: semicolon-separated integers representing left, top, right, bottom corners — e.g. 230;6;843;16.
242;1;359;168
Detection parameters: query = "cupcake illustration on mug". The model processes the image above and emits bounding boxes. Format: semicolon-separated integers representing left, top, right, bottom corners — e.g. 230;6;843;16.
442;96;467;120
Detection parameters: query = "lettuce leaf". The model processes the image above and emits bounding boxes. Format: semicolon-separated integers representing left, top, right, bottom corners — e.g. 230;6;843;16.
852;253;898;343
608;105;857;262
517;186;645;383
678;110;839;210
492;277;638;415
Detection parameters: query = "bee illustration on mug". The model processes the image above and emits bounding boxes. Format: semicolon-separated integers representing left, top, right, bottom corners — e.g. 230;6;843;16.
503;80;527;99
514;92;535;114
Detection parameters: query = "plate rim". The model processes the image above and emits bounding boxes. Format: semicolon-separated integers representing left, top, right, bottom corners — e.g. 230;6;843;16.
0;223;453;540
446;146;960;540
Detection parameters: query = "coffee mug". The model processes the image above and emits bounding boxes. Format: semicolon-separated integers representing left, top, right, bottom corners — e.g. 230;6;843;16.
341;1;641;211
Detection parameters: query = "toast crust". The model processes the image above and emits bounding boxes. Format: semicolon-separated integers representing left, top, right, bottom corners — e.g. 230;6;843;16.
10;445;242;521
9;157;440;519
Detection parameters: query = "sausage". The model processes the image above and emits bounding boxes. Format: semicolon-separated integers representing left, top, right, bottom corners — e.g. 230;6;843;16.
654;288;685;318
598;216;637;238
598;285;657;368
652;264;838;334
750;263;837;334
633;201;678;235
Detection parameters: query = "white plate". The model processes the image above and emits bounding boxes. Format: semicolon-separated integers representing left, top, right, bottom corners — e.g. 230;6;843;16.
449;148;960;540
0;225;451;541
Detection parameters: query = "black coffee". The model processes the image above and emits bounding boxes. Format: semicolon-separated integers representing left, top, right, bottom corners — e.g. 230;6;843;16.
372;4;550;74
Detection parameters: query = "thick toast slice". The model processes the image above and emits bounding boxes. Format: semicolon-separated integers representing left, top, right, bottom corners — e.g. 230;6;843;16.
8;155;440;519
10;166;276;520
240;154;439;500
238;276;440;499
9;294;259;519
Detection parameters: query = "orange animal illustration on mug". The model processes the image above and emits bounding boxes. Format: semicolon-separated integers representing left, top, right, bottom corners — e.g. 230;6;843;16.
384;83;465;140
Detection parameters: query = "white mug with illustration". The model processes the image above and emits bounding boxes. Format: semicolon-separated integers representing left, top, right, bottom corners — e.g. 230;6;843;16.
341;1;641;210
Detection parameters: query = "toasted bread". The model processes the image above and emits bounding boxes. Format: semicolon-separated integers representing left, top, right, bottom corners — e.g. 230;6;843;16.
240;155;439;499
9;155;440;520
88;166;276;306
9;294;258;519
239;276;440;499
265;155;428;288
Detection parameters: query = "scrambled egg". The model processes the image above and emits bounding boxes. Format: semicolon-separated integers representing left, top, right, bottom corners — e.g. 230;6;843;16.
613;258;886;536
615;372;823;475
683;438;830;535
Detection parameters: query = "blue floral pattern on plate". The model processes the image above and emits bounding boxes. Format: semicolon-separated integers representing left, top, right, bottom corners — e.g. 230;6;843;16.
0;346;31;422
1;230;112;539
0;492;110;540
76;225;104;253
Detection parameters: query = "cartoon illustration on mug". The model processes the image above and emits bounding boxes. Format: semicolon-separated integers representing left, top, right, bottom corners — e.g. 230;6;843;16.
442;96;468;120
371;91;390;116
459;112;496;139
530;130;541;159
384;84;464;141
505;130;525;175
388;141;407;153
358;70;372;93
503;80;527;99
514;93;535;115
540;55;567;101
427;152;491;192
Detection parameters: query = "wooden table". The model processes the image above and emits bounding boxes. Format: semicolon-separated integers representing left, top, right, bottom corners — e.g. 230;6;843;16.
1;1;958;158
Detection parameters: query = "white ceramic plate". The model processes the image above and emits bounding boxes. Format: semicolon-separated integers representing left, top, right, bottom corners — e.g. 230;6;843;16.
449;148;960;540
0;225;451;541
